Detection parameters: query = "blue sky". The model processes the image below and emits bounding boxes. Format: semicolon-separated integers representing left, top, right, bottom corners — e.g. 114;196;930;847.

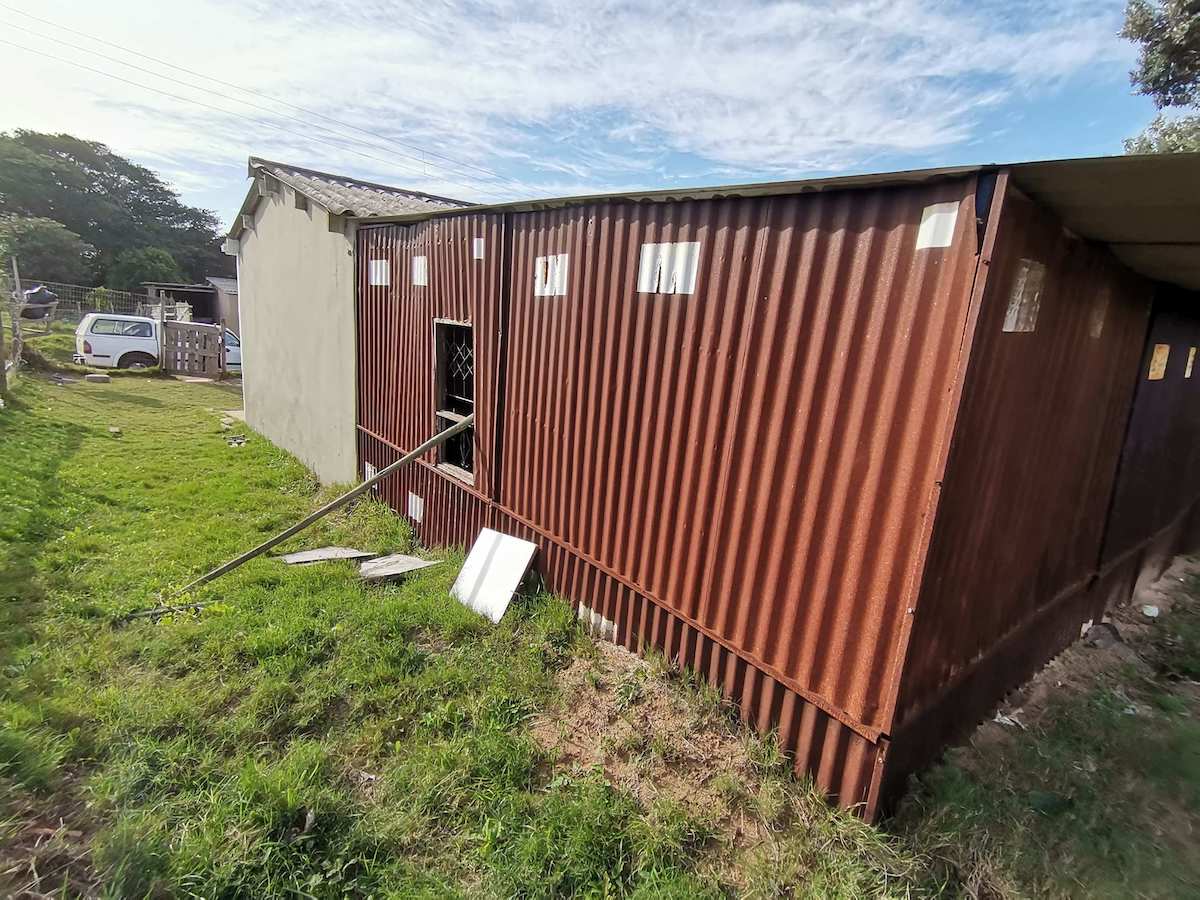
0;0;1157;229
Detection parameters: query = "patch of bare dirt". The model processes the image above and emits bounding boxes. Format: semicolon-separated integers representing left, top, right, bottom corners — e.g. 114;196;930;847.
531;641;789;884
956;555;1200;764
0;777;100;899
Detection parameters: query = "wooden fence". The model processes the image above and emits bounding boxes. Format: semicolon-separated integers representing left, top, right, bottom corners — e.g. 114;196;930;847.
161;321;224;376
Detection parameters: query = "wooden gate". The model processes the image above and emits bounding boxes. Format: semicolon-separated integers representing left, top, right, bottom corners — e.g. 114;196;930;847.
161;321;224;376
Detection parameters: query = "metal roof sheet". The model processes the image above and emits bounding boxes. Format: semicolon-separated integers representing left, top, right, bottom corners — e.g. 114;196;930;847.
205;276;238;293
360;152;1200;291
255;157;468;217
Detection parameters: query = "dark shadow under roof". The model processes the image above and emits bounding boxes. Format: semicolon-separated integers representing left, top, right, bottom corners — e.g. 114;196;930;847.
1006;153;1200;292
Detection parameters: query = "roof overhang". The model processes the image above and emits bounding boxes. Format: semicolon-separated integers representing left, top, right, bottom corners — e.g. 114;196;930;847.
1006;153;1200;292
141;282;215;292
359;152;1200;292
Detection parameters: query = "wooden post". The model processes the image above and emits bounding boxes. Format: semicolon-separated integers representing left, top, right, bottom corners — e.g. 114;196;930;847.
0;280;8;394
10;258;23;372
218;317;226;378
157;289;167;372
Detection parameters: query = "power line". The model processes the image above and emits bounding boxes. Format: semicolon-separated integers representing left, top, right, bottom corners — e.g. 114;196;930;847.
0;1;529;193
0;37;513;202
0;17;516;197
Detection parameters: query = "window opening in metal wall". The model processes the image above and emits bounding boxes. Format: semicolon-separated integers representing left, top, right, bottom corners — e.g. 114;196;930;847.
434;320;474;478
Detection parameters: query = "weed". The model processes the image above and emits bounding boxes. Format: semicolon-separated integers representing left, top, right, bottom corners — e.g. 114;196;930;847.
615;669;646;711
709;771;745;805
743;731;788;777
631;800;715;877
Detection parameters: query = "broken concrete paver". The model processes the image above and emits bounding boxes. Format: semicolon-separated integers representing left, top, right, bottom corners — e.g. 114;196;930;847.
279;547;377;566
358;554;439;582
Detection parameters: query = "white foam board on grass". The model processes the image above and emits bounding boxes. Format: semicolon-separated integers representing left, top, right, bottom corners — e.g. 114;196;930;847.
451;528;538;623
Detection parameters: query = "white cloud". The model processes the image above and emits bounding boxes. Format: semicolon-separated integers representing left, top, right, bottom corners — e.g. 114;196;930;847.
0;0;1133;224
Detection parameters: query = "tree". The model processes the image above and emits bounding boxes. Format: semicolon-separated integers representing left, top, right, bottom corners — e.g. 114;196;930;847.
0;215;96;283
0;130;231;284
1122;0;1200;108
1124;113;1200;151
105;247;184;291
1122;1;1200;151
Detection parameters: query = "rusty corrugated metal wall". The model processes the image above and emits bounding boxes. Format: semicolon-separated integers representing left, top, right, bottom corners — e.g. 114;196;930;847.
357;214;504;499
356;179;986;815
499;184;982;739
884;183;1155;797
354;172;1192;818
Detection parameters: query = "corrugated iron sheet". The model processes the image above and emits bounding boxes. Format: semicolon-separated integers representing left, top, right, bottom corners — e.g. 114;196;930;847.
357;215;503;499
356;179;987;816
892;184;1153;752
499;183;982;735
354;173;1194;819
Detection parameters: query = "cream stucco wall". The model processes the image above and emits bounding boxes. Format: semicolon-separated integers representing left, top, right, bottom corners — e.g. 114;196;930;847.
237;187;358;484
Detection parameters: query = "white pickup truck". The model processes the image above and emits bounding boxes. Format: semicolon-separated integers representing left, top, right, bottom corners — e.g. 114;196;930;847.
73;313;242;372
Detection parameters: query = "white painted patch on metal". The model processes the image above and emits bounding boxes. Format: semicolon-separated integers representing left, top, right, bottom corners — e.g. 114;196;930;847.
472;237;485;260
363;462;377;481
1187;347;1196;379
368;259;390;286
637;241;702;294
577;602;617;642
407;491;424;523
915;202;959;250
412;255;428;286
359;553;439;582
533;254;569;297
1002;258;1045;333
451;528;538;623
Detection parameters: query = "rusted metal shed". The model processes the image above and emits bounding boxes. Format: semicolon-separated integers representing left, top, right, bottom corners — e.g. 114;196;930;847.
352;152;1200;819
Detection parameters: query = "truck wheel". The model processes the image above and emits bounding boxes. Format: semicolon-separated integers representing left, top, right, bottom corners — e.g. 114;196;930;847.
117;352;156;369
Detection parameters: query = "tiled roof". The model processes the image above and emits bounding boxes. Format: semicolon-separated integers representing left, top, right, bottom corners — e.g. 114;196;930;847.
250;158;470;219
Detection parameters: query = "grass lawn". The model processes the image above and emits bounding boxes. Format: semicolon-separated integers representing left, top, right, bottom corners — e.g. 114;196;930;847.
1;373;1198;897
21;321;78;368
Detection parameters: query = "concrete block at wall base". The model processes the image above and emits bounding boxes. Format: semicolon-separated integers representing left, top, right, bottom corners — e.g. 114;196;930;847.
577;602;618;643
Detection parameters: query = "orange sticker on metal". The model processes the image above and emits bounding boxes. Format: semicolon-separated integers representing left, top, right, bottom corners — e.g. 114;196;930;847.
1148;343;1170;380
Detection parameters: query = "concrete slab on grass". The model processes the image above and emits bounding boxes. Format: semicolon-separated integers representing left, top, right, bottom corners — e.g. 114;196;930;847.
280;546;376;566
